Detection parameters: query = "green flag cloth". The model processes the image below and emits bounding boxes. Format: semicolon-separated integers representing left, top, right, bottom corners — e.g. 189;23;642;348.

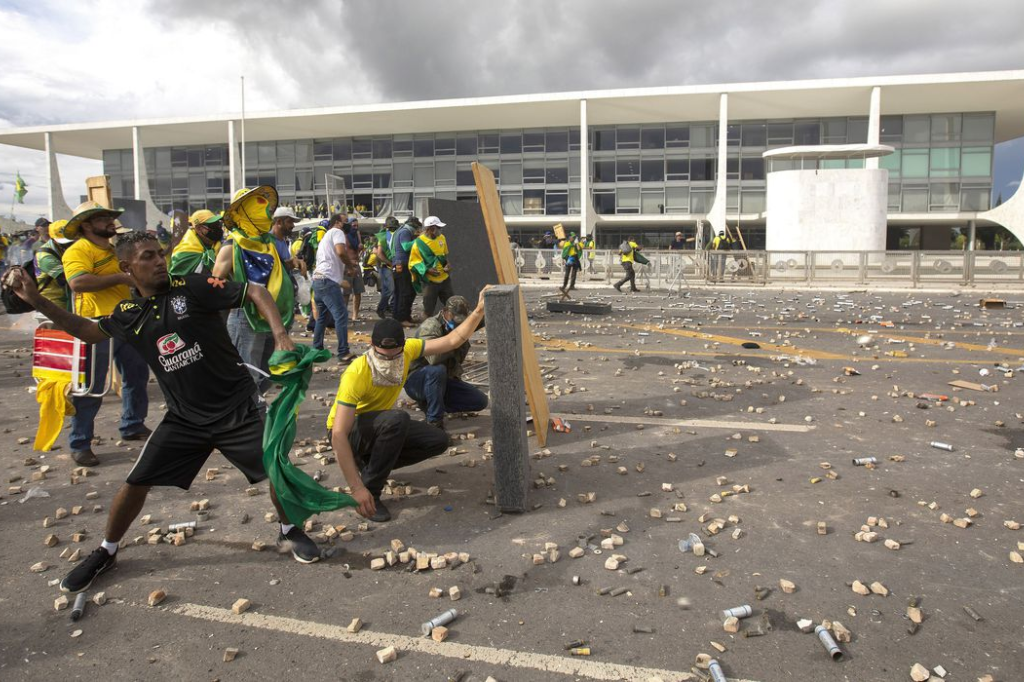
14;172;27;204
263;344;357;525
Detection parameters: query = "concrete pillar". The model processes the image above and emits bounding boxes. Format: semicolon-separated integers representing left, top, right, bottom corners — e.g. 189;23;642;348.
228;120;241;195
866;86;881;169
484;284;530;513
579;99;590;240
44;132;73;221
132;126;143;200
967;220;977;251
707;93;729;235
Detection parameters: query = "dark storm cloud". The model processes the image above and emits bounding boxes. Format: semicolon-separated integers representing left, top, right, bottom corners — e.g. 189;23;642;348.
148;0;1024;106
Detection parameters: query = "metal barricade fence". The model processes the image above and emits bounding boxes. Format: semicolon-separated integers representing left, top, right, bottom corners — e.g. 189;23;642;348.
511;247;1024;288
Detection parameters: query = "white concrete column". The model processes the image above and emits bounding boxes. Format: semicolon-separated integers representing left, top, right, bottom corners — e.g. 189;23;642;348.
132;126;143;200
44;132;73;220
228;120;241;195
579;99;589;239
866;86;881;169
707;93;729;235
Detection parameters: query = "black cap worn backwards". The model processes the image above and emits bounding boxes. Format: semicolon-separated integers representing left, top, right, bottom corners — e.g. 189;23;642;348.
371;318;406;350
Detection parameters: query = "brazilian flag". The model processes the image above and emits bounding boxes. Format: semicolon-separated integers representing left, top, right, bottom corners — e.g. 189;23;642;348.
14;172;27;204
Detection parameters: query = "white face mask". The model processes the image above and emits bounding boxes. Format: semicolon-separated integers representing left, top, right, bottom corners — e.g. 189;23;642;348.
366;347;405;387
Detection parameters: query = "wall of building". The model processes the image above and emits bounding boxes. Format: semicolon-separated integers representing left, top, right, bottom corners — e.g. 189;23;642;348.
766;168;888;251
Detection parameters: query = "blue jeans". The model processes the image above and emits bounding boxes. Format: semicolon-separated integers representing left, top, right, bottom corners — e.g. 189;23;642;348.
70;338;150;452
404;364;489;423
227;308;274;393
312;277;350;358
376;266;394;317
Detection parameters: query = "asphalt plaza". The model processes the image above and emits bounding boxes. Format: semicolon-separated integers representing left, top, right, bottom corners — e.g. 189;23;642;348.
1;286;1022;682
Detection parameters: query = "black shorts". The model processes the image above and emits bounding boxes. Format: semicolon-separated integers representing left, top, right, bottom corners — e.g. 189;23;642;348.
126;395;267;490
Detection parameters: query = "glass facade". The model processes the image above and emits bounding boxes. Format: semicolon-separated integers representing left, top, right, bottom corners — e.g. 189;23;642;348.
103;112;995;219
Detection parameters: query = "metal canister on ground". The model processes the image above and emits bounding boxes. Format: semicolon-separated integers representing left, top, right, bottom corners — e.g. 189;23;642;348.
569;647;591;656
708;659;727;682
815;625;843;660
720;604;752;620
421;608;459;637
70;592;87;621
852;456;877;466
930;442;954;451
168;521;197;532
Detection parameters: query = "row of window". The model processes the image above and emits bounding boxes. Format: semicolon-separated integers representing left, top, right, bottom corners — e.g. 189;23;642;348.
101;113;996;175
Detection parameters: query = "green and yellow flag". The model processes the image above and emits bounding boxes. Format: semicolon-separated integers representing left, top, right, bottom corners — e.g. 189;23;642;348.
14;172;27;204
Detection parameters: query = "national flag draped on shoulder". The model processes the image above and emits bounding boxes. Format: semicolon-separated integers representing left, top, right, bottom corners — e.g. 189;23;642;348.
14;172;27;204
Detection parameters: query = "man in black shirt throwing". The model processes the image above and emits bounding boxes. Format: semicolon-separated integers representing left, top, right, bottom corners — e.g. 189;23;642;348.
5;232;337;594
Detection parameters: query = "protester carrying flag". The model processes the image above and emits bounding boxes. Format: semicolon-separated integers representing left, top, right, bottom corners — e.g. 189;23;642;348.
169;209;223;276
213;186;295;392
408;215;452;317
14;171;27;204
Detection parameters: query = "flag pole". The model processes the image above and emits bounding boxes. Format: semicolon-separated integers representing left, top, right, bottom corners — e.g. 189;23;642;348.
240;76;247;185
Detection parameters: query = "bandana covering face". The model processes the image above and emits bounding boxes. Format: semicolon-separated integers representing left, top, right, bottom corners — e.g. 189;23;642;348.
366;348;405;387
227;190;294;332
169;227;220;276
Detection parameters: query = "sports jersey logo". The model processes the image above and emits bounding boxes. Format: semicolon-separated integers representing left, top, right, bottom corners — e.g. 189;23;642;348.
171;296;188;316
157;332;186;356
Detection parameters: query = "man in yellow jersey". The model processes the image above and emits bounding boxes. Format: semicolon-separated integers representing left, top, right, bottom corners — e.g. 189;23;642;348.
613;237;644;293
61;201;151;465
326;291;487;522
409;215;452;317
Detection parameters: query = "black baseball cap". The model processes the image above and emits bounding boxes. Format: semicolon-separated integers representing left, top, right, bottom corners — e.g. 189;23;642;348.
371;318;406;350
35;217;51;228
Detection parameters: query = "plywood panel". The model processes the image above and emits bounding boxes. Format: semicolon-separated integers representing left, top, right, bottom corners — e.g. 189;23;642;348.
472;162;550;446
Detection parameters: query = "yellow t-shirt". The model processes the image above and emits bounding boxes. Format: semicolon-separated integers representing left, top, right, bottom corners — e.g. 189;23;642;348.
62;238;130;318
326;338;426;430
413;234;449;283
621;240;639;264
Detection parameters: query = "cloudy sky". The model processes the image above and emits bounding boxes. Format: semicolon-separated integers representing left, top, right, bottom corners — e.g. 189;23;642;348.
1;0;1022;222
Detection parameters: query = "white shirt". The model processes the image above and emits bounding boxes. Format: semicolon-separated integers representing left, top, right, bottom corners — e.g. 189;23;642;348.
313;227;348;284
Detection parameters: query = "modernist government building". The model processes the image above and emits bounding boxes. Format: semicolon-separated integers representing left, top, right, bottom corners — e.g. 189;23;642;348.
2;70;1023;251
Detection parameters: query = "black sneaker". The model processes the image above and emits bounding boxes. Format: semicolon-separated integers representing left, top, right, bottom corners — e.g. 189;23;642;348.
71;449;99;467
277;527;321;564
370;497;392;523
122;425;152;441
60;547;116;593
427;419;446;432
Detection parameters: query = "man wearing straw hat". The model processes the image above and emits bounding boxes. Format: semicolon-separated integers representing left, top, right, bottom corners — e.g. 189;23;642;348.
60;201;151;466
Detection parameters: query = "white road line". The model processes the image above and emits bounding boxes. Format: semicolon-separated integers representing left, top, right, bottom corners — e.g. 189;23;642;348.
168;602;761;682
553;412;815;433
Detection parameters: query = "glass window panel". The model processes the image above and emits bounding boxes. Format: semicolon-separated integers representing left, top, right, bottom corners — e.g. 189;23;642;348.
500;192;522;215
314;141;333;160
296;170;313;191
726;156;739;178
593;190;615;214
593;160;615;183
393;162;413;183
207;174;223;192
546;190;568;214
931;114;961;143
665;186;689;212
879;149;901;178
205;146;225;165
930;148;960;176
665;126;689;148
823;118;847;143
616;127;640;150
616;187;640;211
545;130;568;153
727;124;741;146
880;116;903;142
372;139;392;159
767;122;793;144
930;181;959;210
257;142;275;165
961;186;990;211
171;149;188;167
523;131;544;152
188;173;205;194
569;153;581;181
593;129;616;151
641;190;663;214
666;158;689;180
523;189;544;215
500;133;522;154
456;135;477;156
352;173;372;189
523;161;545;184
569;188;580;212
276;142;295;164
742;191;765;213
902;149;929;178
690;188;713;213
434;137;455;155
903;116;930;144
413;139;434;157
640;159;664;182
793;121;820;145
478;134;499;154
155;176;170;195
962;114;994;143
295;141;313;164
187;148;204;167
393;139;413;157
569;128;581;150
103;150;121;172
741;123;766;147
435;160;455;182
392;192;412;212
641;127;665;150
901;186;928;212
456;169;474;186
741;157;764;180
848;158;865;169
961;147;992;177
847;118;868;144
888;182;902;211
690;156;715;181
546;166;568;184
414;165;434;186
821;159;845;170
616;158;640;181
373;172;391;189
690;124;715;148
